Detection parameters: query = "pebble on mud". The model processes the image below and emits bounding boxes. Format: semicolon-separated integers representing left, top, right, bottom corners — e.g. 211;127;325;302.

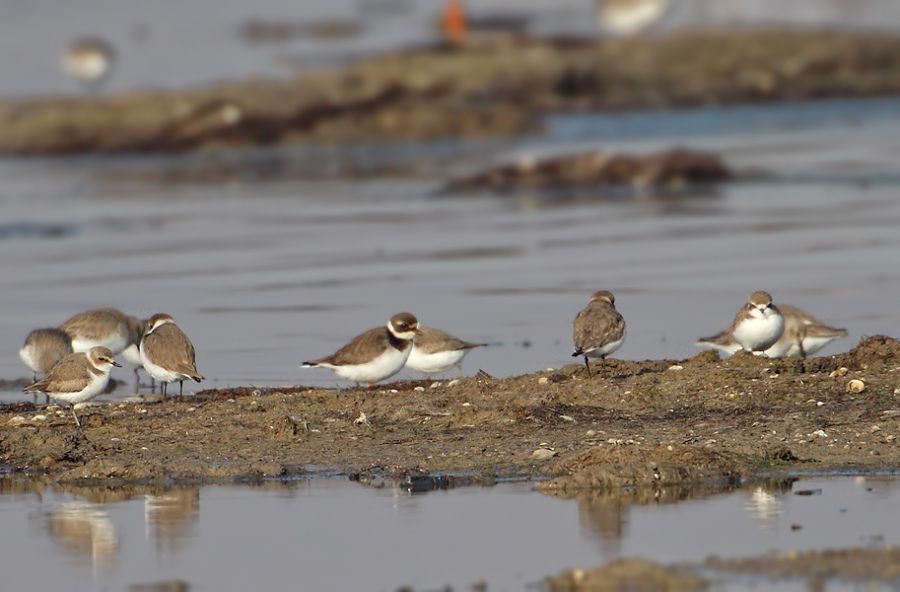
847;379;866;393
354;411;370;426
531;448;558;461
830;367;850;378
538;376;550;385
7;416;26;426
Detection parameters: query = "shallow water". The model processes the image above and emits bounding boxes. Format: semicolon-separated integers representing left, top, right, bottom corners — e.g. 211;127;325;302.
0;476;897;591
3;97;900;398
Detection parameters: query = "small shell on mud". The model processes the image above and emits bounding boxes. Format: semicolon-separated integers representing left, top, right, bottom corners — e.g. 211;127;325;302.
7;416;26;426
31;414;47;422
538;377;549;385
430;382;442;389
811;429;828;438
847;379;866;393
447;379;460;387
830;367;849;378
531;448;558;460
668;365;684;371
353;411;370;426
413;386;425;392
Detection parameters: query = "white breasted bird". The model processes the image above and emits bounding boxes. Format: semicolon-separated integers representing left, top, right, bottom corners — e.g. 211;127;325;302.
303;312;421;386
25;346;121;426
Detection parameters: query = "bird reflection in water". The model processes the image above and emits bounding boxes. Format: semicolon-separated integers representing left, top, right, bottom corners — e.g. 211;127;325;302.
144;488;200;551
46;501;118;566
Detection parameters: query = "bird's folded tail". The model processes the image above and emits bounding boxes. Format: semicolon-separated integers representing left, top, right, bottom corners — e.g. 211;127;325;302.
24;379;46;393
302;357;333;368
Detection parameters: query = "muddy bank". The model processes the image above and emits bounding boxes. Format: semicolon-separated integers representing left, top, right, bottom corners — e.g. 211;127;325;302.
443;147;732;193
0;336;898;486
548;547;900;592
5;29;900;154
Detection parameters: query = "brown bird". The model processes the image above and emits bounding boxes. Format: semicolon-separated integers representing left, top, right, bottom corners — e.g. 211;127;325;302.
303;312;421;385
59;308;132;355
19;328;74;404
405;325;486;375
139;314;203;397
572;290;626;377
19;327;73;379
25;347;121;426
120;315;151;389
696;303;845;359
715;290;784;353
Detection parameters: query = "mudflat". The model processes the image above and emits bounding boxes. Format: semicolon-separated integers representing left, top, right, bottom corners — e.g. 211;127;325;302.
1;336;898;487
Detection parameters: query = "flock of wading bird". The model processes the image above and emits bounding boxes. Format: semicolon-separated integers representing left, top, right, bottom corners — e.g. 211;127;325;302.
18;290;847;426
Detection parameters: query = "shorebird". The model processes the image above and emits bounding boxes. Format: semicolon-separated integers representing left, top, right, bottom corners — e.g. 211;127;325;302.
120;315;150;389
572;290;626;377
19;327;73;380
24;346;120;426
19;328;74;404
303;312;421;386
696;303;846;359
139;314;203;397
596;0;673;35
59;308;132;355
405;325;485;375
62;37;116;93
699;291;784;355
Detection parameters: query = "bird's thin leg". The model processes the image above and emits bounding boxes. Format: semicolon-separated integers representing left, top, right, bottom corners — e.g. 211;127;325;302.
133;367;141;391
584;356;592;378
72;406;81;428
44;394;49;406
179;380;184;397
799;341;807;359
162;382;168;398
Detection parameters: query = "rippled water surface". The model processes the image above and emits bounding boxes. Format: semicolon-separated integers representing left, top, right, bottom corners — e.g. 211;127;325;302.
3;98;900;397
0;476;898;591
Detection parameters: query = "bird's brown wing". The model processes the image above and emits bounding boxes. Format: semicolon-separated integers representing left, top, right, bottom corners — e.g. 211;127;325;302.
145;325;202;380
24;353;89;393
573;304;625;353
306;327;390;366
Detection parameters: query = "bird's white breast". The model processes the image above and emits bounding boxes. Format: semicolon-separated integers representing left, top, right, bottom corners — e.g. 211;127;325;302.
329;346;411;383
48;371;110;405
406;347;467;374
733;312;784;352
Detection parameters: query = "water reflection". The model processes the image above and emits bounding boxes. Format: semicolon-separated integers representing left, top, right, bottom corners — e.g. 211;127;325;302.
144;489;200;552
0;477;898;591
744;479;794;524
46;502;118;566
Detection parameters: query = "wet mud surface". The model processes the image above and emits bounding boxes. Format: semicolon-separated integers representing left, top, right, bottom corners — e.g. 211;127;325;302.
1;336;898;488
548;548;900;592
5;29;900;154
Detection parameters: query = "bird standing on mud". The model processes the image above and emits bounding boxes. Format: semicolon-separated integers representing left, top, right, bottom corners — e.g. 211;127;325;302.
572;290;626;377
303;312;421;386
696;303;846;359
139;313;204;397
25;346;121;426
710;291;785;354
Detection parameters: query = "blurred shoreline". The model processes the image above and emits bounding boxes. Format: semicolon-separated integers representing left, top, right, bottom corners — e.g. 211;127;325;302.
4;29;900;156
